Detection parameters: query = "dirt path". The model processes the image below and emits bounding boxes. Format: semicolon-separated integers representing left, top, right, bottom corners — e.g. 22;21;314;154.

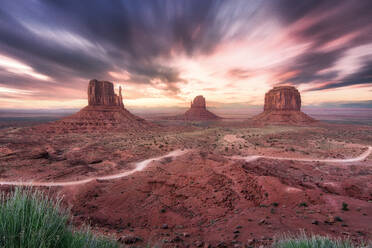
231;146;372;163
1;146;370;188
0;149;189;187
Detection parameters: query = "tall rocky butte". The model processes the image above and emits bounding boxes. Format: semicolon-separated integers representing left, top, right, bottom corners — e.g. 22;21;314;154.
183;95;221;120
253;86;315;124
40;79;149;133
88;80;124;108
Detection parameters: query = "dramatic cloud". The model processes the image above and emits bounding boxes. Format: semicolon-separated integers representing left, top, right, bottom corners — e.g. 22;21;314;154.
272;0;372;90
0;0;371;109
307;57;372;91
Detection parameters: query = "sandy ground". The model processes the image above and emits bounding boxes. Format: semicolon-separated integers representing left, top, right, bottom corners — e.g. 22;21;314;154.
1;147;370;187
0;120;371;247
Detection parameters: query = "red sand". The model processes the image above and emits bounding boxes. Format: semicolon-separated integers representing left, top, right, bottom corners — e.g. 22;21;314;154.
60;151;372;247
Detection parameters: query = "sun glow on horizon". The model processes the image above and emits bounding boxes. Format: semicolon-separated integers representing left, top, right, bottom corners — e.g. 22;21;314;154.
0;1;371;110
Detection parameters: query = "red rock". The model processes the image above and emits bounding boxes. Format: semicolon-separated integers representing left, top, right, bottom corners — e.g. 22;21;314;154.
33;80;151;133
191;95;207;108
88;79;124;108
264;86;301;111
253;86;315;124
183;95;221;121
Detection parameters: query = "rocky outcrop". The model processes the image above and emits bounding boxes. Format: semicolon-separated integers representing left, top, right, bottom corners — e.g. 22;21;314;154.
36;80;151;133
253;86;315;124
264;86;301;111
88;79;124;108
183;95;220;120
190;95;206;109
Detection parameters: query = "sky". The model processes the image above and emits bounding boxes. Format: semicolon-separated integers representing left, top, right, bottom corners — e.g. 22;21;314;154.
0;0;371;110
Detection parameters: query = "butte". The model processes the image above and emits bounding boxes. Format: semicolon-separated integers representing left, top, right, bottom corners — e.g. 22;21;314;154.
253;86;315;124
37;79;150;133
183;95;221;121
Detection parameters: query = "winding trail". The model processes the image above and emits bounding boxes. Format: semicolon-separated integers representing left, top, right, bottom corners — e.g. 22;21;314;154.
231;146;372;163
1;146;370;188
0;149;189;187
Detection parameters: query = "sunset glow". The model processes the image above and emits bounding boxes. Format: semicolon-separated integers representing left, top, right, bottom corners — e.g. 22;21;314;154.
0;1;371;109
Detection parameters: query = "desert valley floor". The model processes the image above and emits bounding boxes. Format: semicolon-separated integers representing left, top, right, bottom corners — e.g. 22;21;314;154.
0;120;371;247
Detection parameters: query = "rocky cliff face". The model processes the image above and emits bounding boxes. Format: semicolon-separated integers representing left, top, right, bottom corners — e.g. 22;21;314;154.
253;86;315;124
264;86;301;111
88;79;124;108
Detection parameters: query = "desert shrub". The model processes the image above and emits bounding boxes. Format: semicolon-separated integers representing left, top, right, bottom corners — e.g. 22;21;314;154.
342;202;349;211
273;231;359;248
0;187;118;248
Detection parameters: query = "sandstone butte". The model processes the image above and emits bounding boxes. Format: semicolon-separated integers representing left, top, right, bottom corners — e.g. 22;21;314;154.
253;86;316;124
183;95;221;121
36;79;150;133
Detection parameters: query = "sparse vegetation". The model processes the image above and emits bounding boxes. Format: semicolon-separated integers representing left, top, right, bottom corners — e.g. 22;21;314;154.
1;121;371;246
273;232;362;248
272;202;279;207
335;216;343;222
342;202;349;211
0;187;118;248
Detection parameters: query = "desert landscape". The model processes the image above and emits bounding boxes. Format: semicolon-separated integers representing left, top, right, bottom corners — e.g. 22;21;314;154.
0;80;371;247
0;1;371;248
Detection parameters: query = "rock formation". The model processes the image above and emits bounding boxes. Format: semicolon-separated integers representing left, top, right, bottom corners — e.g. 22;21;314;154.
88;79;124;108
37;79;150;133
253;86;315;124
190;95;206;109
183;95;221;120
263;86;301;111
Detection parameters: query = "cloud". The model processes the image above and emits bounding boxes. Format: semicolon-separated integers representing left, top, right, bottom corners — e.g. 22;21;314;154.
271;0;372;90
0;0;243;97
227;68;254;79
0;0;371;108
307;58;372;91
276;49;342;85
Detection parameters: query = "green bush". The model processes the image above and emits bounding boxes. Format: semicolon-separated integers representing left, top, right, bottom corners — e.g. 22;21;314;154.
0;187;119;248
273;232;360;248
342;202;349;211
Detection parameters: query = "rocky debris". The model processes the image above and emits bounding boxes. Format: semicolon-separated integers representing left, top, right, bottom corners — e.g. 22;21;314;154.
183;95;221;121
253;86;315;124
194;240;204;247
170;236;183;243
29;148;49;159
33;79;152;133
117;234;143;244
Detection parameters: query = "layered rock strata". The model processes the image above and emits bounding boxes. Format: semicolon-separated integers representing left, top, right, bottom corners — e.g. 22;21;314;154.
36;80;150;133
253;86;315;124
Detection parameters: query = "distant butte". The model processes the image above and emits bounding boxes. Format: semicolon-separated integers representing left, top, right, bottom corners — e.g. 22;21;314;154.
36;79;150;133
253;86;315;124
183;95;221;121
